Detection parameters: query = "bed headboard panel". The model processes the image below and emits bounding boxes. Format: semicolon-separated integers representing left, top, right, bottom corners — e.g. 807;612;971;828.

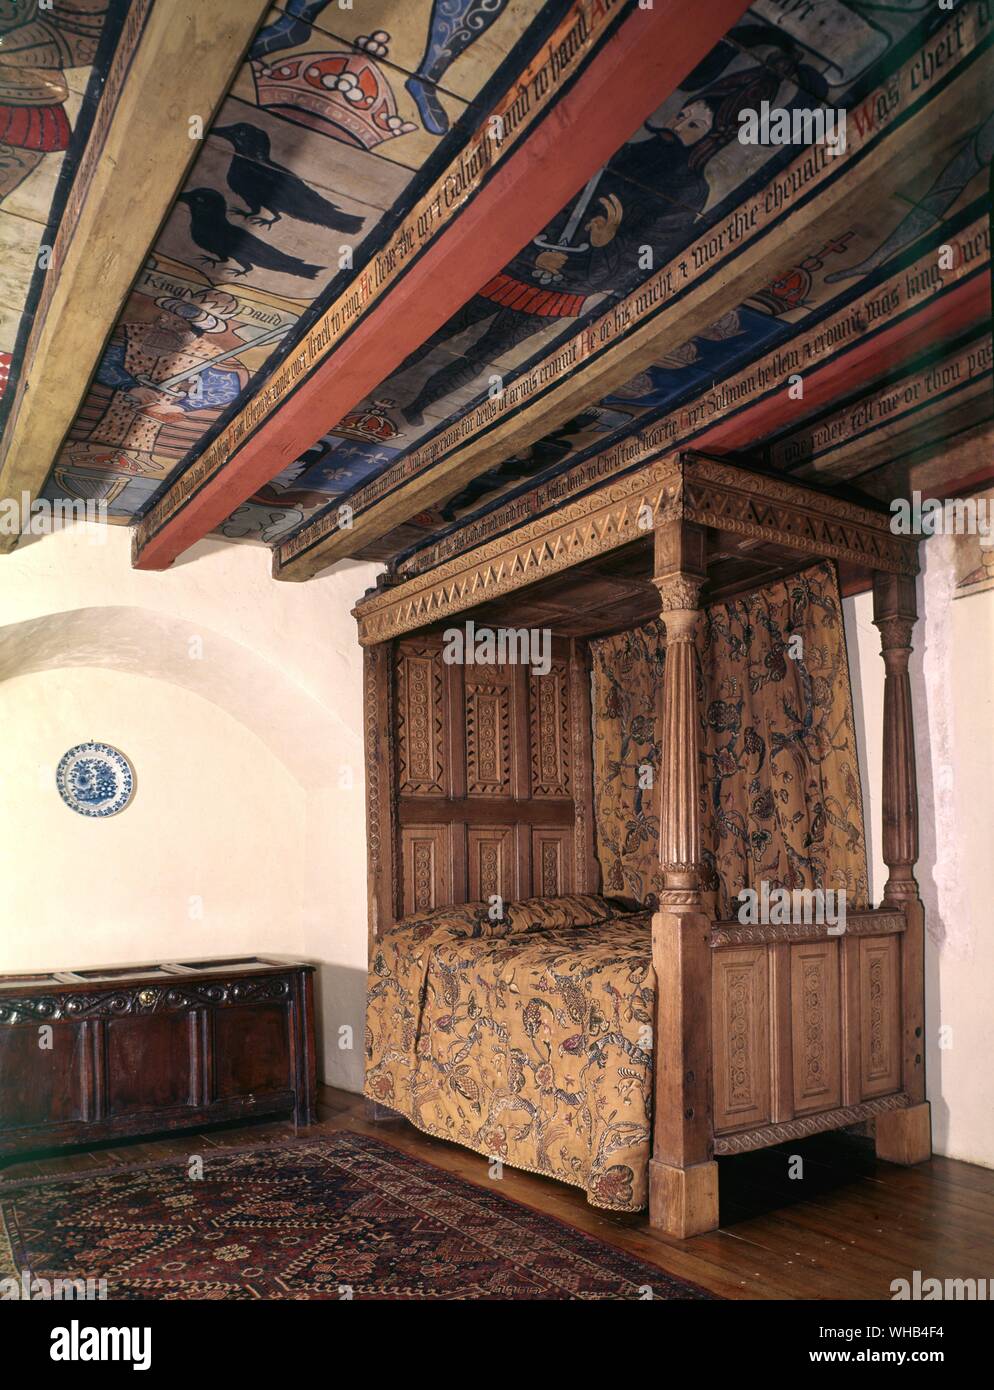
363;632;600;944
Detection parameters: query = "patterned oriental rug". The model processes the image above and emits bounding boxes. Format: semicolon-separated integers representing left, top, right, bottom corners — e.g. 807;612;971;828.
0;1131;717;1300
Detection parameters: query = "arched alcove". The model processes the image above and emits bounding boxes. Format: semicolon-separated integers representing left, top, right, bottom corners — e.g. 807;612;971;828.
0;606;358;789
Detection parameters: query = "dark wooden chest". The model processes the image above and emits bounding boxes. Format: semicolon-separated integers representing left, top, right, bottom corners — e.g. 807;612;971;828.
0;956;316;1158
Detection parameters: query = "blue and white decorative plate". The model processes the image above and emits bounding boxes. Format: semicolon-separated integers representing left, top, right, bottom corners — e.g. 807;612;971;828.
56;743;136;818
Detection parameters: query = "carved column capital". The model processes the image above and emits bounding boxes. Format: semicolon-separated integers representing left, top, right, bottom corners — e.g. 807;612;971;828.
652;574;704;623
874;615;915;651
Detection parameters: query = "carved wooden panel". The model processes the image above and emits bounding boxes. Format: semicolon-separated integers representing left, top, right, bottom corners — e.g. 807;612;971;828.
769;943;793;1124
389;637;592;917
213;1003;291;1100
712;948;770;1134
106;1013;196;1115
531;829;572;897
0;1022;85;1128
859;935;902;1097
401;825;451;915
467;826;517;902
465;666;512;797
840;933;861;1105
530;662;571;797
396;643;445;796
790;941;842;1116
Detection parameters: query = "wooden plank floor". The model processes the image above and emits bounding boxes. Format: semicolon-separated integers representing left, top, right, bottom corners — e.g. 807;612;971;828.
3;1085;992;1301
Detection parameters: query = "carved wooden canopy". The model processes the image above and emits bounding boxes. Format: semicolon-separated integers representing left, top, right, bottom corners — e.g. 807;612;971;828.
353;451;920;645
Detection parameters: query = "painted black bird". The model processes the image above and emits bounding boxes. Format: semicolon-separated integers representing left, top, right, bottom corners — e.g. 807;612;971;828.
212;123;365;234
177;188;321;279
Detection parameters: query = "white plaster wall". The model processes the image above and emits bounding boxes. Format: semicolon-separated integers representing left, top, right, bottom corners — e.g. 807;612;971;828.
1;667;306;961
0;524;381;1092
844;537;994;1169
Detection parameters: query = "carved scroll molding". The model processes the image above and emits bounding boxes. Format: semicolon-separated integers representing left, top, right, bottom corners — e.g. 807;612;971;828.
713;1092;911;1155
364;643;400;945
791;942;842;1114
0;976;291;1025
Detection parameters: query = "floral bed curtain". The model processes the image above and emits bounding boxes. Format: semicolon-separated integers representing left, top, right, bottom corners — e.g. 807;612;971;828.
590;560;869;917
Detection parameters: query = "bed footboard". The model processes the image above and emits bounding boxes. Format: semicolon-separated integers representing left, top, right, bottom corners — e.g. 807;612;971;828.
649;903;929;1238
708;907;923;1154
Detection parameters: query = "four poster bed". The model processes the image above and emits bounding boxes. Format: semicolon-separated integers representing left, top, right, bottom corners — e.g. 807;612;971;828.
357;451;931;1237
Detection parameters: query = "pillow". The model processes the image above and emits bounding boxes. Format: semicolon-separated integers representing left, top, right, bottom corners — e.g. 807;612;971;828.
380;893;638;946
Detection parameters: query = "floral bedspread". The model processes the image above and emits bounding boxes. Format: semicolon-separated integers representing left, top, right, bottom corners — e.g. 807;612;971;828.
364;895;655;1211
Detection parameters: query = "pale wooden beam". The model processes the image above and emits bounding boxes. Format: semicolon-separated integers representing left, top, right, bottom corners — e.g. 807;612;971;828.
771;334;993;483
854;417;994;503
0;0;271;554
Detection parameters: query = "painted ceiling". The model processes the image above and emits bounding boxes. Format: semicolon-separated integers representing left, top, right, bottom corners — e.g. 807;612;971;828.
26;0;551;520
3;0;992;577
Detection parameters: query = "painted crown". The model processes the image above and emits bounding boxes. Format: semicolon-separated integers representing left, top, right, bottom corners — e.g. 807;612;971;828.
252;38;416;150
335;400;399;443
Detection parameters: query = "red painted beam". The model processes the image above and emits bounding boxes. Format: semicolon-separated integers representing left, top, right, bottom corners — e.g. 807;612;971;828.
692;272;992;456
134;0;753;569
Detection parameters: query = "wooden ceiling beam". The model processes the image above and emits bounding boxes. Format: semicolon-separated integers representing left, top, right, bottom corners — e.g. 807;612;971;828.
766;335;992;486
387;215;990;584
274;7;994;580
846;417;994;504
131;0;755;571
688;270;990;456
0;0;271;555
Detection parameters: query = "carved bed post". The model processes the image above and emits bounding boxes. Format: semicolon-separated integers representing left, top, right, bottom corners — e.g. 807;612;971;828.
648;518;719;1237
363;641;399;958
871;570;931;1165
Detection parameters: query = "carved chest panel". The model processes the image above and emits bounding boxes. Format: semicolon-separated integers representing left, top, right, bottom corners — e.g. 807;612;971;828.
0;957;316;1158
